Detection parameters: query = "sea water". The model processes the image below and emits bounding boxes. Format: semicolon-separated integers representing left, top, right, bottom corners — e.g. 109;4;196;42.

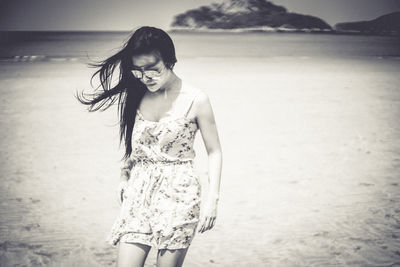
0;31;399;61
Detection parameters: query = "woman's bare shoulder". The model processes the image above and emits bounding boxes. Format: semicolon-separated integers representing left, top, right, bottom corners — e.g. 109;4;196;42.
195;89;209;105
191;87;212;117
181;82;207;102
183;82;206;103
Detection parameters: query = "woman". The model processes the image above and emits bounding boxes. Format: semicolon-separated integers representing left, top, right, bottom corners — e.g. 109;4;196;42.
76;26;222;267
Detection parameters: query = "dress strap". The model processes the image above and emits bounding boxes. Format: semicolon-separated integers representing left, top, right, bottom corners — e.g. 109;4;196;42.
183;89;202;118
136;109;143;118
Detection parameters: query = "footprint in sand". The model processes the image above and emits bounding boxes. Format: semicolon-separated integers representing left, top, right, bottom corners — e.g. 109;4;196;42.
358;182;374;187
313;231;330;237
23;223;41;231
29;197;41;203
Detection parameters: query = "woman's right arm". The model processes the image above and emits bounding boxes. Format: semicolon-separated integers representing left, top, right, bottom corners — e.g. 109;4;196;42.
116;157;135;204
120;157;135;182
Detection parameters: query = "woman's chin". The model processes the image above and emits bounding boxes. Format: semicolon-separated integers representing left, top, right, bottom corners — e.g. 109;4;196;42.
146;84;161;92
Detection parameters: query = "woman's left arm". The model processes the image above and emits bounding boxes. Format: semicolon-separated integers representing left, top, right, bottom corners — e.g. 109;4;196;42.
194;91;223;233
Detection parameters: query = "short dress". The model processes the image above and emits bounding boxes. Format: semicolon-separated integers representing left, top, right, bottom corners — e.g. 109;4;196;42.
105;84;203;250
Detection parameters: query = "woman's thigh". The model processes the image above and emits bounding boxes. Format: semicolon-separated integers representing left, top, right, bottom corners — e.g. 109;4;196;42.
117;242;152;267
156;247;189;267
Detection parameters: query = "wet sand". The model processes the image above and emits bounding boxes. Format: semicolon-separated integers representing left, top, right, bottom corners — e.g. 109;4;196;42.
0;54;400;266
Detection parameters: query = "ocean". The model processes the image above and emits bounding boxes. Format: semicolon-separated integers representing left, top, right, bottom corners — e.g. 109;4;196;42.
0;31;399;61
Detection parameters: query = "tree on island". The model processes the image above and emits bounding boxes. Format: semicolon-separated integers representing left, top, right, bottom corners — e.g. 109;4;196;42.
171;0;332;31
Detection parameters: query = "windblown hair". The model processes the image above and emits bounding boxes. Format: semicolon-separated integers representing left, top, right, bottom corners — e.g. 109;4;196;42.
75;26;177;161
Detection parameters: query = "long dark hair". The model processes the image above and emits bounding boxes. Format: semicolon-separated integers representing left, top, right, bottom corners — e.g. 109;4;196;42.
75;26;177;161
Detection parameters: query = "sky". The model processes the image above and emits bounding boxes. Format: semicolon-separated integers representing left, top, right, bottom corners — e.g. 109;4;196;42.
0;0;399;31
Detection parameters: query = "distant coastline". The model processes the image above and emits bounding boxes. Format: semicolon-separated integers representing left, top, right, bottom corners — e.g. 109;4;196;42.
168;26;333;34
167;27;398;36
334;12;400;36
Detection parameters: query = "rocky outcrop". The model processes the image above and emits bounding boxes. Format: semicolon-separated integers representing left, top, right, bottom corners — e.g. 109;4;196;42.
334;12;400;36
170;0;332;32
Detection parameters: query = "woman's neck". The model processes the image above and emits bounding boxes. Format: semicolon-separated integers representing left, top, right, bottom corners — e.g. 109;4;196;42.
155;72;181;97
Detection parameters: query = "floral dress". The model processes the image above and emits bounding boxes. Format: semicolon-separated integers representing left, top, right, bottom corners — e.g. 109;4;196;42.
105;84;202;250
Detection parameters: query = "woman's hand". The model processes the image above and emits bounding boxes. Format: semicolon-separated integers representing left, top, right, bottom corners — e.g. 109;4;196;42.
198;195;219;233
116;180;128;205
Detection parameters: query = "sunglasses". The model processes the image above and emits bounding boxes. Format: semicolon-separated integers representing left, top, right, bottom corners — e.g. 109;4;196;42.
130;63;166;79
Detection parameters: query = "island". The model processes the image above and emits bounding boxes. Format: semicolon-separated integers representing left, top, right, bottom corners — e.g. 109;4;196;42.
334;12;400;36
170;0;332;33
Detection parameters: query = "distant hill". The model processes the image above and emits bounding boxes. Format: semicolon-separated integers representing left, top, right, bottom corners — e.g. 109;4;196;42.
335;12;400;36
170;0;332;32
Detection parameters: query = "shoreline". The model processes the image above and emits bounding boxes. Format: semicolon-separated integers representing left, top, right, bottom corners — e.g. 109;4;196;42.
1;54;400;64
1;29;399;37
168;27;400;37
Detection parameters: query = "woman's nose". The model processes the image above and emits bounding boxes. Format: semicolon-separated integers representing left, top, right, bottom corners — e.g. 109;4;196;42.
141;75;152;82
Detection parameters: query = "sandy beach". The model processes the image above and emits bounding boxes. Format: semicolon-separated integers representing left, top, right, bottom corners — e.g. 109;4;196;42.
0;32;400;266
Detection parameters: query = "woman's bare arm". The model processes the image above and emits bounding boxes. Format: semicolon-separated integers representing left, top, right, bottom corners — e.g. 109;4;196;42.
120;157;135;182
196;91;222;198
194;90;223;232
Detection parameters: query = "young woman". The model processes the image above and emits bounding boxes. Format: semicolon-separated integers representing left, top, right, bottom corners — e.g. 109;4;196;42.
76;26;222;267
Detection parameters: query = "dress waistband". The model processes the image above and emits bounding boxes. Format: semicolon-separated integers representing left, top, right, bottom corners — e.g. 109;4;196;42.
132;158;193;165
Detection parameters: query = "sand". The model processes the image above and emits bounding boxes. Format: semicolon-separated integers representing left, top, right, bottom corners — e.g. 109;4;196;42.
0;54;400;266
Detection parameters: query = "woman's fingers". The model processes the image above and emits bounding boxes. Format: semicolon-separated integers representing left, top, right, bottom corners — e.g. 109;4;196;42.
116;180;128;205
116;189;124;205
198;216;215;233
205;216;215;231
198;216;206;233
198;216;217;233
120;190;124;204
208;217;216;230
197;218;203;233
201;218;207;233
